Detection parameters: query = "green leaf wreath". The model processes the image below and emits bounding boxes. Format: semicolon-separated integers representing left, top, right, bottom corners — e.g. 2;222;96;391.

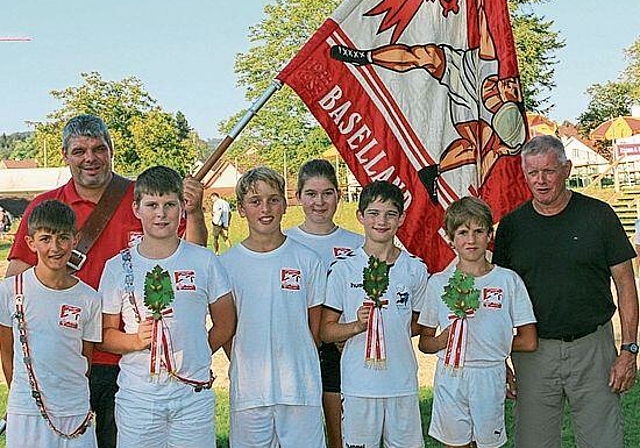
144;265;175;320
442;269;480;318
362;255;390;307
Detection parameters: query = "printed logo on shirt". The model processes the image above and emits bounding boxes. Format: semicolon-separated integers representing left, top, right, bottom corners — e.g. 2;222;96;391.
333;246;352;257
174;270;197;291
346;444;366;448
395;285;410;309
128;231;144;247
281;268;301;291
482;287;503;309
59;304;82;329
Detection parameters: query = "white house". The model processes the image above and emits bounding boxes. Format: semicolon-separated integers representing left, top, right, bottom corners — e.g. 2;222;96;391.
561;135;610;188
193;159;243;198
0;167;71;195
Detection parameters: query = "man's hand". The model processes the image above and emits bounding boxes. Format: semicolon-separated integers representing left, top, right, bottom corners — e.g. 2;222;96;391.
183;176;208;245
609;351;637;393
183;176;204;215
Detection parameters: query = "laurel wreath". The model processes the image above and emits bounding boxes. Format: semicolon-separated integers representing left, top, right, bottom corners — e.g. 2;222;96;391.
144;265;175;320
441;269;480;318
362;255;390;308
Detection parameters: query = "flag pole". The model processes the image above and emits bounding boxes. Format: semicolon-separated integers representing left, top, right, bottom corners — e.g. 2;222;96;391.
194;79;283;181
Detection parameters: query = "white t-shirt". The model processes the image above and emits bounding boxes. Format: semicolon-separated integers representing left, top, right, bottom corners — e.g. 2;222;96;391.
0;268;102;416
100;240;231;396
418;265;536;367
220;237;325;411
324;248;429;398
212;198;231;228
284;225;363;268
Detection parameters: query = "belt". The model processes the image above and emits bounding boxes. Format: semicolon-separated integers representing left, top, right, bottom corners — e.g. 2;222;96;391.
553;325;599;343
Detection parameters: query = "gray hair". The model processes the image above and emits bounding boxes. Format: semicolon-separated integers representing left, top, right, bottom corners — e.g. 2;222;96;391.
62;114;113;154
521;135;567;166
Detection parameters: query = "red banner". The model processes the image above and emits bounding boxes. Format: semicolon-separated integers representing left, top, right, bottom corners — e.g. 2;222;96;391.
278;0;531;273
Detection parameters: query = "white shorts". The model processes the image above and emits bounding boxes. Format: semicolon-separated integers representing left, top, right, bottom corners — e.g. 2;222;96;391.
342;394;424;448
230;404;325;448
429;361;507;448
6;412;97;448
115;386;215;448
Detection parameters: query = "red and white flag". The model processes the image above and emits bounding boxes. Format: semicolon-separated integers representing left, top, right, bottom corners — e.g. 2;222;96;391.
277;0;531;273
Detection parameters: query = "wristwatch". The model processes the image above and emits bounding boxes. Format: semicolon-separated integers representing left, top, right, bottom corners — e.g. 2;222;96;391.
621;343;639;355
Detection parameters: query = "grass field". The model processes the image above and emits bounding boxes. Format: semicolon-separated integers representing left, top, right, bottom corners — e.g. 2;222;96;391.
0;386;638;447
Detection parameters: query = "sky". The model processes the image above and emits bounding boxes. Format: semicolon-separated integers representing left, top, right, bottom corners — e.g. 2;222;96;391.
1;0;639;140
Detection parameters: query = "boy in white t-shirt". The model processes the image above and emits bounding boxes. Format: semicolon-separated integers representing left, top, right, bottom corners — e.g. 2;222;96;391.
220;166;326;448
320;180;429;448
98;166;236;448
418;196;537;448
0;200;101;448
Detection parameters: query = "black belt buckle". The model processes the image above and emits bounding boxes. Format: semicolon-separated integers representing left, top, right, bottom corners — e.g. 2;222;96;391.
560;326;597;342
67;249;87;271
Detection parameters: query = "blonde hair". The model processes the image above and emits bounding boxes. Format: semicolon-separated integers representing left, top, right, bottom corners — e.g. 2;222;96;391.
236;166;286;204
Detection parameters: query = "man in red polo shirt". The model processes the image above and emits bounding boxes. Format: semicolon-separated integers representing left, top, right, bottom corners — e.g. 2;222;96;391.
5;114;208;448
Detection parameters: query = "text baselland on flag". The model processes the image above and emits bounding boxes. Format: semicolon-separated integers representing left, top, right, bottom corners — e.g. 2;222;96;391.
277;0;531;273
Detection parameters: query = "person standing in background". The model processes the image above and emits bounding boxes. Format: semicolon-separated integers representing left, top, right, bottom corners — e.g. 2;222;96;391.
211;192;231;255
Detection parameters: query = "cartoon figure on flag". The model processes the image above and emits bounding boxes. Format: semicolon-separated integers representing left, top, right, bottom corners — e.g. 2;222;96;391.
330;0;526;200
277;0;531;273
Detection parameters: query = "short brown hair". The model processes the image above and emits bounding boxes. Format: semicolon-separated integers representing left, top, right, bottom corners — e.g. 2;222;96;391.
27;200;77;236
443;196;493;240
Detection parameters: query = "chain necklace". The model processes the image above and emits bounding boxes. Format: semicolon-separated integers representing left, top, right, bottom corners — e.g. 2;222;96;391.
121;249;214;391
13;273;94;439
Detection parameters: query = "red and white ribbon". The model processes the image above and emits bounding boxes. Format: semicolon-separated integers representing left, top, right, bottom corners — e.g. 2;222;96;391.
149;308;175;377
443;310;476;370
363;298;389;369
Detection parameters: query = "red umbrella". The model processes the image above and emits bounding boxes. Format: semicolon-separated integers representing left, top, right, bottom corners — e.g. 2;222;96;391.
526;112;557;137
590;116;640;141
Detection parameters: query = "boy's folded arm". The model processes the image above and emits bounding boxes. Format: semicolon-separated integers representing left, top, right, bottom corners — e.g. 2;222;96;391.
418;325;449;354
410;312;424;337
208;293;236;354
98;313;152;354
320;305;368;343
0;325;14;387
511;323;538;352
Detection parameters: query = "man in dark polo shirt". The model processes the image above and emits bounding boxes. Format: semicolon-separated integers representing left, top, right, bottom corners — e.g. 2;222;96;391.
493;135;638;448
5;114;208;448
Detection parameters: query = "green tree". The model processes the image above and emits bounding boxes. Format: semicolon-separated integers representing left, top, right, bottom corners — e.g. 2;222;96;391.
510;1;565;113
130;110;198;175
175;111;191;141
220;0;563;183
30;72;200;175
622;38;640;98
578;37;640;134
10;136;38;161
